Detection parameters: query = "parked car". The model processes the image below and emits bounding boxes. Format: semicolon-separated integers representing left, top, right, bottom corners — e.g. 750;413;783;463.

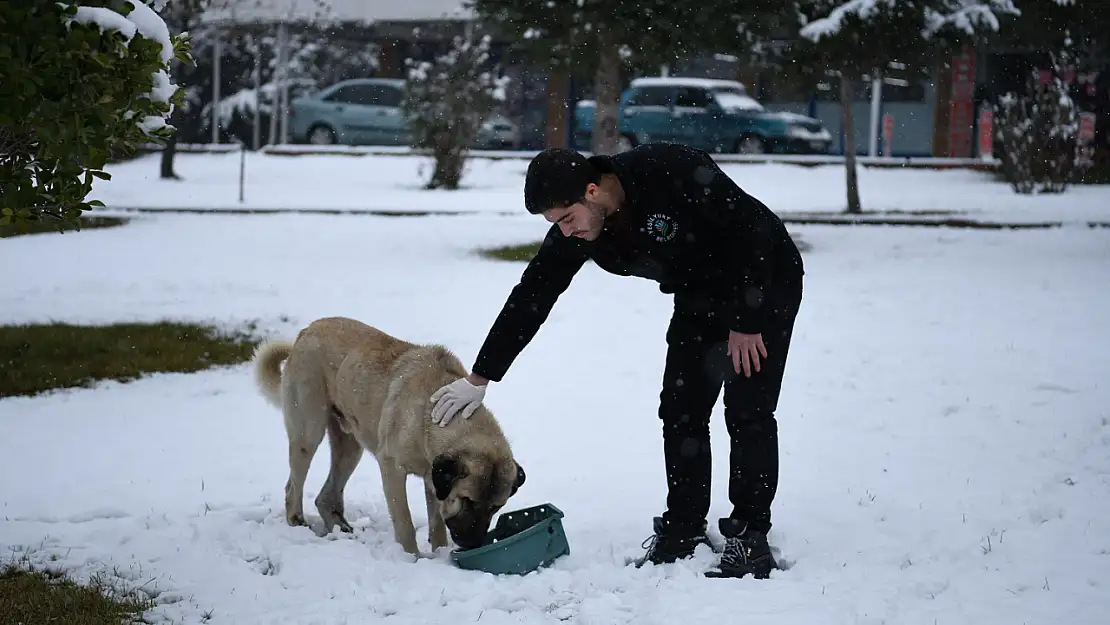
288;78;518;149
573;77;832;154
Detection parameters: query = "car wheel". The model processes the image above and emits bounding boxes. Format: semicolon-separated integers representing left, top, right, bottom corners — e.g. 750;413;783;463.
308;125;336;145
736;135;766;154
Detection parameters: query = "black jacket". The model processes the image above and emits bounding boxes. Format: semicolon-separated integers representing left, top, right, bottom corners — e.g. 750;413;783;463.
471;142;804;382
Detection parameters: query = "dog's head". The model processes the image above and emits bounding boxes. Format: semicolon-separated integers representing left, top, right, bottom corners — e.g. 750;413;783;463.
431;451;526;549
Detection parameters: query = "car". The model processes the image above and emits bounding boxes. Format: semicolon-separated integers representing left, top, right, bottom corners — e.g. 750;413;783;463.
288;78;518;149
573;77;833;154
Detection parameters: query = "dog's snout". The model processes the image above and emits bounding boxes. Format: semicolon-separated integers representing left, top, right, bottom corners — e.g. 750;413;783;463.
447;514;492;550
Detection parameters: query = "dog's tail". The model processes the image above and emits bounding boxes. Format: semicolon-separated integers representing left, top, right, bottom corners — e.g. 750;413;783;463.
252;339;293;409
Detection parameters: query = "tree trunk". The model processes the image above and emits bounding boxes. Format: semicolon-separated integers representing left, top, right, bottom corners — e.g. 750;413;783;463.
840;74;862;213
160;129;180;179
590;36;622;156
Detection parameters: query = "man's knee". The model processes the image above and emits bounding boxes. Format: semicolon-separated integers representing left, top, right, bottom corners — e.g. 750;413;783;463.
724;408;778;439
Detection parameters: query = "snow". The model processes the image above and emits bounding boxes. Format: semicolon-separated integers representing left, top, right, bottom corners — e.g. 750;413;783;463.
198;0;473;26
86;151;1110;225
63;1;178;134
713;92;765;112
69;6;138;41
799;0;1021;41
2;206;1110;623
799;0;885;42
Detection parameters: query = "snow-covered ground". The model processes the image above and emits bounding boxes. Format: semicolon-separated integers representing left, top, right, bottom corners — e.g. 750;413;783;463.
2;207;1109;624
88;151;1110;225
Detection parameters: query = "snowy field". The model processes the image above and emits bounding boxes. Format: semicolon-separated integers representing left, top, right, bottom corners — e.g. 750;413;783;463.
2;202;1110;624
88;151;1110;225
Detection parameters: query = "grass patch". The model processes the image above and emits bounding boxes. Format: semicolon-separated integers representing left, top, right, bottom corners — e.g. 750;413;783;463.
0;216;129;238
479;233;811;263
480;241;545;262
0;321;262;399
0;559;155;625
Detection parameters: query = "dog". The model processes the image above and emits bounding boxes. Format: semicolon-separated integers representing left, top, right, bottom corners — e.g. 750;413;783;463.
251;316;525;555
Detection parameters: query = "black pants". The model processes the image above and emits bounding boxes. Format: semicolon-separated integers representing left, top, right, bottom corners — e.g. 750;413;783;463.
657;283;801;535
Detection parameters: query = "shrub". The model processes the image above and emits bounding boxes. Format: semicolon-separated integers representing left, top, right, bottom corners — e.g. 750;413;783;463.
402;33;507;190
993;46;1083;194
0;0;191;229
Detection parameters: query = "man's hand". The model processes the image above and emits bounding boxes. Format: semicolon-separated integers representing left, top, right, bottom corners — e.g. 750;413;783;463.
727;331;767;378
429;375;488;427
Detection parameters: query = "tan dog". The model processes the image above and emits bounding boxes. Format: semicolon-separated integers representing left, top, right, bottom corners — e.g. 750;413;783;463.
251;316;525;555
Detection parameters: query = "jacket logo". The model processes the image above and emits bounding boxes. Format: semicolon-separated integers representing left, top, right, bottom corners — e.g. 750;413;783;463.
646;213;678;242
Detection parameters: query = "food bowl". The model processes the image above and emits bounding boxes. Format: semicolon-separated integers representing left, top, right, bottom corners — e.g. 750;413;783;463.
449;503;570;575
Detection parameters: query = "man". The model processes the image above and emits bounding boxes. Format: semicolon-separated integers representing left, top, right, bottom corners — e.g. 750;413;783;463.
429;142;804;579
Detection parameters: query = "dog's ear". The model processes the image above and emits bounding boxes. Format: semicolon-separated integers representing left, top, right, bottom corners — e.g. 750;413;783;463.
432;455;462;500
511;462;526;495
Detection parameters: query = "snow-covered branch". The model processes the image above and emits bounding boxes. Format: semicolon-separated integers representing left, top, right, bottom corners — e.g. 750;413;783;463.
800;0;1021;42
62;1;180;134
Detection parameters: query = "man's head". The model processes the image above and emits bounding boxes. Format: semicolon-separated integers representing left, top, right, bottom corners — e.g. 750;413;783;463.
524;148;622;242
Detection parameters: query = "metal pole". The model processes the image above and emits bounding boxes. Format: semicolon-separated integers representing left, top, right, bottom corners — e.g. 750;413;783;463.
278;22;289;145
267;26;280;147
211;35;222;144
868;70;882;157
252;34;261;150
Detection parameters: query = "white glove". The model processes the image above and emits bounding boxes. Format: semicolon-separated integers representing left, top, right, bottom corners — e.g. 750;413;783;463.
429;377;486;427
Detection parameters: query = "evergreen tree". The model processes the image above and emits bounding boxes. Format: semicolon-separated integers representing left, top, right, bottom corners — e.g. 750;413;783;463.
784;0;1020;213
465;0;757;155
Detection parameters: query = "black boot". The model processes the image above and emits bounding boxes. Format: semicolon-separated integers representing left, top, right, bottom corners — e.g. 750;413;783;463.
631;516;713;568
705;518;776;579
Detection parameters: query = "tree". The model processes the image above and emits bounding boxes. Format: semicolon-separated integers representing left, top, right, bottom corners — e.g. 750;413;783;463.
465;0;756;155
786;0;1020;213
994;39;1082;194
159;0;217;179
0;0;190;229
401;32;507;190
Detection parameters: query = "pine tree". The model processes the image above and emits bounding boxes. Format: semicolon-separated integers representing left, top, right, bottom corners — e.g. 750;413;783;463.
465;0;756;155
785;0;1020;213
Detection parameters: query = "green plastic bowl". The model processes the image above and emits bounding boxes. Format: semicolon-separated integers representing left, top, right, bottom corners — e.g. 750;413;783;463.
450;503;570;575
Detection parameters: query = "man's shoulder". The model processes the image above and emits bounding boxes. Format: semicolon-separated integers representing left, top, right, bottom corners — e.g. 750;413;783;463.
613;142;719;183
623;141;712;162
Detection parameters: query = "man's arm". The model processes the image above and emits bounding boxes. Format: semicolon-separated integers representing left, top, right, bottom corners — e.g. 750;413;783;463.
470;224;589;383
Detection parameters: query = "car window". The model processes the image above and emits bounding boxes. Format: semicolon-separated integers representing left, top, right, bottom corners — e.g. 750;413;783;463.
372;85;404;107
324;84;386;106
628;86;672;107
713;90;765;112
674;87;712;108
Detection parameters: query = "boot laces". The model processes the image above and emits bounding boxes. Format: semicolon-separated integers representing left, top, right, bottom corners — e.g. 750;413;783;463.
719;536;751;568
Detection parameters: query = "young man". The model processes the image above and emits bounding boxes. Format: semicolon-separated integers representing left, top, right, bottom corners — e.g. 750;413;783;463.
429;142;804;579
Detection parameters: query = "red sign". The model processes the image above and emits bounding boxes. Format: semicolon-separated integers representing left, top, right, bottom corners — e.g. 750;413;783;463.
882;113;894;157
978;108;993;159
1079;112;1096;144
947;47;976;157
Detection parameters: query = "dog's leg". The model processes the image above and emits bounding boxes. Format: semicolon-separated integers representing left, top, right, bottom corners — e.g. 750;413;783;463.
424;475;448;550
283;379;329;528
315;413;363;534
377;457;419;555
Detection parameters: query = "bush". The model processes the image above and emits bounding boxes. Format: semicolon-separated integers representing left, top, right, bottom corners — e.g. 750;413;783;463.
402;33;507;190
993;47;1083;194
0;0;190;229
